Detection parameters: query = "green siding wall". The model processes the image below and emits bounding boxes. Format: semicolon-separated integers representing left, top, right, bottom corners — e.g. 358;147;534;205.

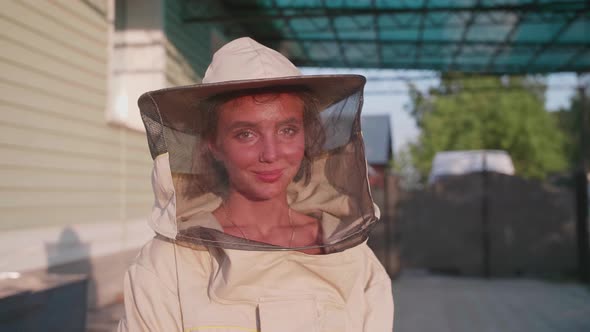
0;0;153;231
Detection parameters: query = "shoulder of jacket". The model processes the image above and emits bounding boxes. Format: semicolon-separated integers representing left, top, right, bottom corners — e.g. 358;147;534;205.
131;236;211;281
357;242;391;285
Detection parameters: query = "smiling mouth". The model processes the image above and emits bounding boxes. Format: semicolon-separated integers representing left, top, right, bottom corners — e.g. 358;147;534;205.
253;169;284;183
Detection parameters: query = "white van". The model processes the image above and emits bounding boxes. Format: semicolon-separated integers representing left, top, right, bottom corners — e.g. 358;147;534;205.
428;150;515;184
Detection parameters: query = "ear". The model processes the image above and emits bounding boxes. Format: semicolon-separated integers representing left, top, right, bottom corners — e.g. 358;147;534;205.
207;138;223;162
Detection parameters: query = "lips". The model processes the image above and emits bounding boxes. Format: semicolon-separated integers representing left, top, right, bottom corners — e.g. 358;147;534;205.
253;169;284;183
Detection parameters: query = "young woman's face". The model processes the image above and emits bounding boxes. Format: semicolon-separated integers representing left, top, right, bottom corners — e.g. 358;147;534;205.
209;93;306;201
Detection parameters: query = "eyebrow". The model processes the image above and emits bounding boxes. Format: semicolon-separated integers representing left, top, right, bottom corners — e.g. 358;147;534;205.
226;117;302;131
227;121;256;131
276;117;302;126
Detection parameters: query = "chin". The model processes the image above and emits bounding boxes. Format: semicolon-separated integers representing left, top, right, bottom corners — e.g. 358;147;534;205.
235;179;292;201
244;186;287;201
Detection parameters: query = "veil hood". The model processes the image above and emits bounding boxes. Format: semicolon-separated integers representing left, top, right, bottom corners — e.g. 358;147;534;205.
138;38;380;253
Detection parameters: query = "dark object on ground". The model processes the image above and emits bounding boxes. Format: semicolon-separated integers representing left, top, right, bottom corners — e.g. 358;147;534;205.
0;272;88;332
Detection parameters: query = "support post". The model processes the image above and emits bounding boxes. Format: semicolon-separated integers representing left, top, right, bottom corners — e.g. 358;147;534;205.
481;151;491;278
575;84;589;283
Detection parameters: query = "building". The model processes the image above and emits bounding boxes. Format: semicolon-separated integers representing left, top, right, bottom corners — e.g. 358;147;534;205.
361;114;393;187
0;0;235;307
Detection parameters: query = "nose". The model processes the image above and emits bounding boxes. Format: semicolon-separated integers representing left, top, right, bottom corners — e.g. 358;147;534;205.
259;136;279;163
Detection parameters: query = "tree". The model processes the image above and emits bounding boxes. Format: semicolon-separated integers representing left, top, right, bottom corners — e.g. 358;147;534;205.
406;74;568;182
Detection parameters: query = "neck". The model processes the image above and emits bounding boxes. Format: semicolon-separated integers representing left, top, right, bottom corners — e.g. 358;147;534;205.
224;190;290;231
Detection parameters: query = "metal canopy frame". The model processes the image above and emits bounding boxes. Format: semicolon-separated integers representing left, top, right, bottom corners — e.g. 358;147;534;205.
184;0;589;74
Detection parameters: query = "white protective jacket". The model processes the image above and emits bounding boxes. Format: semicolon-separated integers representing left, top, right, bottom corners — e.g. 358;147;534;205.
118;153;393;332
119;232;392;332
118;39;393;331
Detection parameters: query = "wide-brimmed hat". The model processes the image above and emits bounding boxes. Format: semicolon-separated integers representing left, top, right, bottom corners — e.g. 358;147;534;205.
138;37;378;252
138;37;365;134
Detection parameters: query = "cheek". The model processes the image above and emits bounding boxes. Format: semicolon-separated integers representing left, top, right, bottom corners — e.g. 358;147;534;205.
284;138;306;164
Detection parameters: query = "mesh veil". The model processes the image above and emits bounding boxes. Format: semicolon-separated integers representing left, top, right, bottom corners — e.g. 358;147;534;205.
139;80;378;253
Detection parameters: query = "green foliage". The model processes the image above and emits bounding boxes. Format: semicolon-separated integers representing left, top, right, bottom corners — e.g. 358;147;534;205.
407;74;568;182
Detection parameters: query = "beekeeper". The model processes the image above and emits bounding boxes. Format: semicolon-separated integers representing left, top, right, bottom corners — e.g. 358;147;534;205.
118;37;393;332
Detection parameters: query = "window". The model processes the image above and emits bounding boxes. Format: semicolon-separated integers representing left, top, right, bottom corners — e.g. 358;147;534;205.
106;0;166;131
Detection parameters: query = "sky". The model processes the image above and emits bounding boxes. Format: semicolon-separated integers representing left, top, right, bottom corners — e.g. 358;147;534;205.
301;68;581;155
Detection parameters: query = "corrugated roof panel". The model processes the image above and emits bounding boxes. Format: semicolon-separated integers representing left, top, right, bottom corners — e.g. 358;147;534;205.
183;0;589;73
560;20;589;42
515;22;564;42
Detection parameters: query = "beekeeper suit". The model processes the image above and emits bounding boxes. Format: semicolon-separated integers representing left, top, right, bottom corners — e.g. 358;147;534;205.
118;37;393;332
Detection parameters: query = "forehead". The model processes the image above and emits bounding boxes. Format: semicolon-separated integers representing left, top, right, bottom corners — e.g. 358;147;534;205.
217;93;304;124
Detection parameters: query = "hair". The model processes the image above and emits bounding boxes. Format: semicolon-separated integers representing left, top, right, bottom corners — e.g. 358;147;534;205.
196;85;326;186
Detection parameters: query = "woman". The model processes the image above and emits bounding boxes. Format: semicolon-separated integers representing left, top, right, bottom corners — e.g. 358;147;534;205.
119;37;393;331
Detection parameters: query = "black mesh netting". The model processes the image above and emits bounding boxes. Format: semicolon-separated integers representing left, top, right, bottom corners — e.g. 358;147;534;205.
139;83;378;252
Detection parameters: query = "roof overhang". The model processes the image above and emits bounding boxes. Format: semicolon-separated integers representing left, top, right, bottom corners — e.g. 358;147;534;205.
183;0;589;74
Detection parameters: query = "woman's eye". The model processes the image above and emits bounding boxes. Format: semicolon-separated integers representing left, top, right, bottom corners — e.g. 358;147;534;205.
280;126;300;137
234;130;255;140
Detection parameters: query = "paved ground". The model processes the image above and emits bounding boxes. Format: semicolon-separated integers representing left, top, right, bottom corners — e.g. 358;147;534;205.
393;273;590;332
86;274;590;332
